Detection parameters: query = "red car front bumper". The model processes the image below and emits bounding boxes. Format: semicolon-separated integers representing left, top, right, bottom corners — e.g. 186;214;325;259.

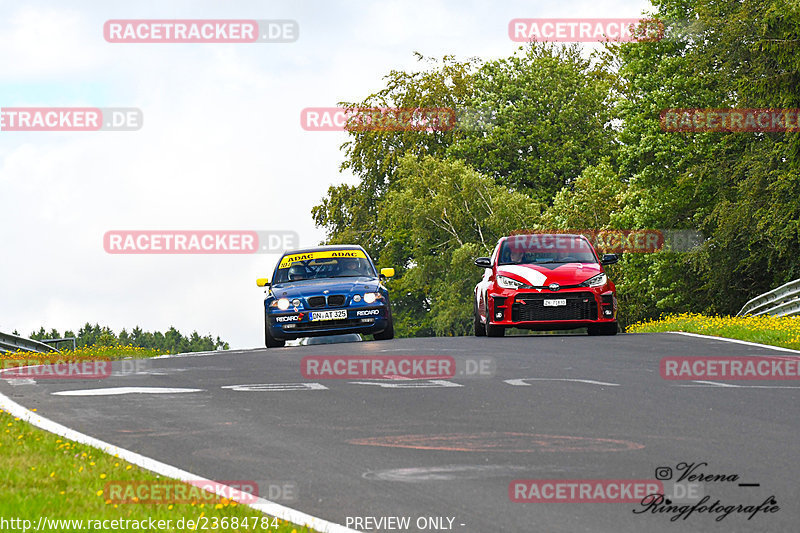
486;287;617;330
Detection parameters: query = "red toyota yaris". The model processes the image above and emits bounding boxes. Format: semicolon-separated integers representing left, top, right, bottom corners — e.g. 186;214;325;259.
473;233;618;337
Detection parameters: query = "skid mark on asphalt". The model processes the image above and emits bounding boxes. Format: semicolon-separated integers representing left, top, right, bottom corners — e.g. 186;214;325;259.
348;432;645;453
363;464;583;482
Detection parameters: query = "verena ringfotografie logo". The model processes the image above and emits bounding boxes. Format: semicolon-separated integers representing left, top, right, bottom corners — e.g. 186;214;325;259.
661;357;800;380
104;20;298;43
509;18;664;42
302;356;457;379
0;108;142;131
301;107;457;132
637;461;779;522
103;230;299;254
0;359;111;379
661;108;800;132
510;479;664;502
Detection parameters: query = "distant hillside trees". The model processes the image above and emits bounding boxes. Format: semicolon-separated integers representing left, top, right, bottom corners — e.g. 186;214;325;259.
29;323;228;353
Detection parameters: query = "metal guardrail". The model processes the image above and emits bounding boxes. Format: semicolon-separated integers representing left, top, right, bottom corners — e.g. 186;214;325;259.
737;278;800;317
0;331;60;354
40;337;77;351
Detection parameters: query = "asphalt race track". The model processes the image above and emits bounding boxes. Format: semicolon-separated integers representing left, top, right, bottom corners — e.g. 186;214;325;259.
2;333;798;533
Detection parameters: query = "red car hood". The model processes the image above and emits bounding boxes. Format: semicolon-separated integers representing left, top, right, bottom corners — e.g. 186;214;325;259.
497;262;602;288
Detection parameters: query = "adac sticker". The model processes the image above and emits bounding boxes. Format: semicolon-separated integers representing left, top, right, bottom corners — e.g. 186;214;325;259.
279;249;366;269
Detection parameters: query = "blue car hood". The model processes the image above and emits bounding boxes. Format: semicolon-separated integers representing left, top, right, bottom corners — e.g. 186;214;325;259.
271;277;380;299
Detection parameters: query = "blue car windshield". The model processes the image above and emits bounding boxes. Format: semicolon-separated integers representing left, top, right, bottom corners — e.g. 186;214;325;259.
273;256;376;283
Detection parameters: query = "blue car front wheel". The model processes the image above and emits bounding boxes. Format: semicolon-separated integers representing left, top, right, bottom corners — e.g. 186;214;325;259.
373;306;394;340
265;322;285;348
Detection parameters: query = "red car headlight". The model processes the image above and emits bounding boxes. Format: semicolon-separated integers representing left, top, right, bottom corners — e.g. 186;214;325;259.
580;273;608;288
496;275;525;289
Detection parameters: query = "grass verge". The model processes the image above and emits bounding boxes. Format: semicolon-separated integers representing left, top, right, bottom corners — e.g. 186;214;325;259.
627;312;800;351
0;408;315;532
0;344;317;532
2;344;172;364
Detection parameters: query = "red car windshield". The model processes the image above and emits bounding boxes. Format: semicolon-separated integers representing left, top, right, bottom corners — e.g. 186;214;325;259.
498;235;598;265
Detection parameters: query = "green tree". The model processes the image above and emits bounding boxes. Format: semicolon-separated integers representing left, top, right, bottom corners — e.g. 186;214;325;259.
540;160;626;229
611;0;800;321
380;155;542;335
448;43;617;200
312;54;479;255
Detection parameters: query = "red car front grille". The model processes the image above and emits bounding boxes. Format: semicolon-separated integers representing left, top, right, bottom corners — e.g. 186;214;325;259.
511;292;598;321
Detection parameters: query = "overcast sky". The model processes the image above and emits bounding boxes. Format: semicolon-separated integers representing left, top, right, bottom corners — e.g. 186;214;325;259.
0;0;653;348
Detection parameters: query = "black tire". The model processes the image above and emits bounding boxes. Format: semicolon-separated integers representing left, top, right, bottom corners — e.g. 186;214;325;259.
265;322;285;348
486;321;505;337
474;298;486;337
374;306;394;340
485;319;505;338
484;292;505;337
588;323;618;336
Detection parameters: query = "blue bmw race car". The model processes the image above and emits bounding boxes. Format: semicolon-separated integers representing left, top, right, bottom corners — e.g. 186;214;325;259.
256;245;395;347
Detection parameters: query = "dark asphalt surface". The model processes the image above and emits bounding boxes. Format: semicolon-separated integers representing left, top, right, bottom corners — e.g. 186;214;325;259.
2;333;798;532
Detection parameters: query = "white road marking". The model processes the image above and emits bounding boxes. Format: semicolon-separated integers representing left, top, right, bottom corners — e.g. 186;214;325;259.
52;387;203;396
670;331;800;354
4;378;37;386
678;380;800;389
687;380;739;387
151;350;222;359
349;379;463;388
111;370;168;376
221;383;328;392
0;363;40;384
0;391;358;533
504;378;619;386
376;348;471;352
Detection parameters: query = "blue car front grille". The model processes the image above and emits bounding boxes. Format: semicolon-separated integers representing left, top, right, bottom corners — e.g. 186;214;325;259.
307;296;326;308
327;295;346;307
306;295;347;308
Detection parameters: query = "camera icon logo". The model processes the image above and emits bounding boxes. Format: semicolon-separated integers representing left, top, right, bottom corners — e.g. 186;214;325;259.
655;466;673;480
